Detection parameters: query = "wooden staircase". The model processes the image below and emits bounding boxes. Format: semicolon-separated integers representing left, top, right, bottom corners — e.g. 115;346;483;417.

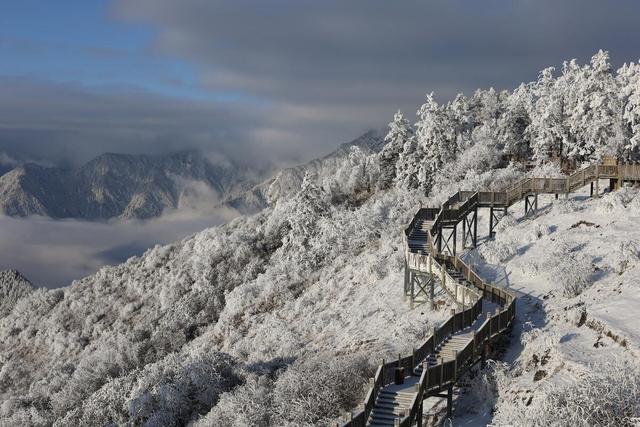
368;390;416;426
406;219;433;254
366;262;488;426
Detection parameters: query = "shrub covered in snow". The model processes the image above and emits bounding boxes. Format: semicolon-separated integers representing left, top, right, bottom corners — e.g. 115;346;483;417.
196;355;372;427
0;269;33;317
493;358;640;427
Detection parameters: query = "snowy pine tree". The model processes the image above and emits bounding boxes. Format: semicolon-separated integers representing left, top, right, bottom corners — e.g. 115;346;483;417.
528;67;566;163
568;50;624;160
448;93;474;152
412;93;456;190
497;83;532;161
620;62;640;159
378;111;413;190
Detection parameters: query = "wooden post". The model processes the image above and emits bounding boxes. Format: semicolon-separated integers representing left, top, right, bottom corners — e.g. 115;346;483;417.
424;361;429;390
462;214;466;249
619;165;623;189
455;281;459;304
454;350;458;382
446;385;453;418
451;308;456;331
452;223;457;256
441;264;446;291
472;330;476;359
489;206;494;238
410;272;415;309
429;255;434;307
473;207;478;247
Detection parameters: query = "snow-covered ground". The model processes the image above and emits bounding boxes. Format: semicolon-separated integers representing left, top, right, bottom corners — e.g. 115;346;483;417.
444;184;640;426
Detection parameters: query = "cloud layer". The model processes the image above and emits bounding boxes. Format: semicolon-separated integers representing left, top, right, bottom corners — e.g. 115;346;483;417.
113;0;640;126
0;208;237;288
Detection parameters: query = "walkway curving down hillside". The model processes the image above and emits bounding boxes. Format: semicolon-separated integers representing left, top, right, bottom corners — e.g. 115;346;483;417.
340;160;640;427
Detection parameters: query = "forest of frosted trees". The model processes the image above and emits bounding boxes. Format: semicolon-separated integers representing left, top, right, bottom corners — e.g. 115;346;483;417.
381;50;640;195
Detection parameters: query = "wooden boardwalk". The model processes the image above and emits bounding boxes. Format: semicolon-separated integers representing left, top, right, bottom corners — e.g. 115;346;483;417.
340;159;640;427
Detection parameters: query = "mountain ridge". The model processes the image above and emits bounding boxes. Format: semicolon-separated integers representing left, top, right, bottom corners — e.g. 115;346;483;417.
0;151;254;220
0;130;387;219
224;128;386;213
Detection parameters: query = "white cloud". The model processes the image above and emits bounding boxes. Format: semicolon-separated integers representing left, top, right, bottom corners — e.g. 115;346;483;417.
0;207;238;288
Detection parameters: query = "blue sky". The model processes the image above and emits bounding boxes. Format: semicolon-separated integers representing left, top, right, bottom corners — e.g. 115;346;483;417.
0;0;205;99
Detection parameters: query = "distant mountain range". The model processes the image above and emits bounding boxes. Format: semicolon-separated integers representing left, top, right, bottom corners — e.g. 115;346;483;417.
0;151;258;219
0;130;386;220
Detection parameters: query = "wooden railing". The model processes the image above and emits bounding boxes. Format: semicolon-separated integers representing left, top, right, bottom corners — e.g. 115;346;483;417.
344;231;515;427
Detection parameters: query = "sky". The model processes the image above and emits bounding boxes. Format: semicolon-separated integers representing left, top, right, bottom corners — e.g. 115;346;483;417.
1;0;640;169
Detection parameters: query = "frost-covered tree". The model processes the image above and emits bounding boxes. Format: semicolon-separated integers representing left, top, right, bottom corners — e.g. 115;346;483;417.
528;67;566;164
412;93;456;190
568;50;625;160
620;62;640;159
448;93;474;151
333;146;379;199
285;171;330;239
378;110;413;190
497;83;532;160
477;88;502;128
394;133;424;191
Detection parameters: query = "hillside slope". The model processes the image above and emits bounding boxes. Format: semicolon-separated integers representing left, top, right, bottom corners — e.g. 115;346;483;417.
446;188;640;425
224;129;385;213
0;269;33;318
0;178;460;425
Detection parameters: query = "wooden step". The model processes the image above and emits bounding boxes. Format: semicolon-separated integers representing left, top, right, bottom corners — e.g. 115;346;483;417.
376;394;413;404
371;406;407;417
368;419;397;427
377;394;414;405
377;391;415;401
375;400;413;411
